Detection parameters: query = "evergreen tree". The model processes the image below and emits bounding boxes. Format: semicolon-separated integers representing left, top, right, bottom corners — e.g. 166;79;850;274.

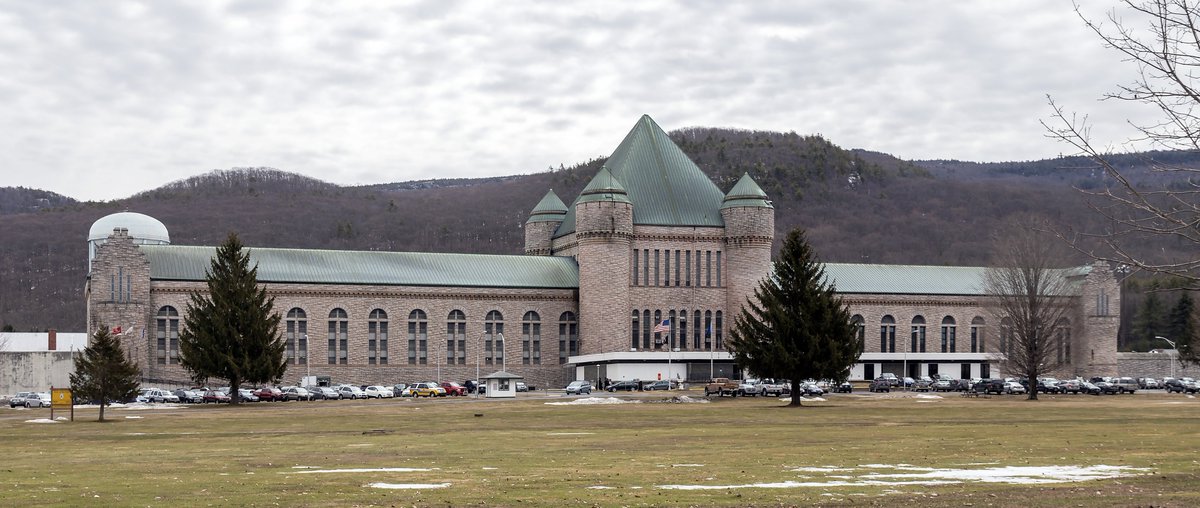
1131;281;1167;350
726;229;860;407
178;233;285;404
1168;292;1198;364
70;326;140;422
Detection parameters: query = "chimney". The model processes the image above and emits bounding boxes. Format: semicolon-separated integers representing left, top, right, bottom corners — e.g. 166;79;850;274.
48;329;57;351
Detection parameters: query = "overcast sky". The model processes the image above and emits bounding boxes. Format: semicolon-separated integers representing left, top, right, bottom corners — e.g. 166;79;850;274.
0;1;1158;201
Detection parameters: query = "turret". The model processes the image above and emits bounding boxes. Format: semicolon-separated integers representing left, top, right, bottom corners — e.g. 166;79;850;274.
1078;260;1120;377
574;167;634;355
720;173;774;324
524;190;568;256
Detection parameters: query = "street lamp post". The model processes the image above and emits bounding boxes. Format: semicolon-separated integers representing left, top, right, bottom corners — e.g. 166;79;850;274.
1155;336;1176;379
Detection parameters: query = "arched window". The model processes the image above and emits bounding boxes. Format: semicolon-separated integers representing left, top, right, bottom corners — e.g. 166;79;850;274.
559;312;577;364
156;306;179;365
940;316;956;353
715;311;724;349
911;315;926;353
678;310;688;351
286;308;307;365
328;309;348;364
704;310;713;350
851;315;865;354
522;311;541;365
1056;318;1072;365
408;310;427;365
631;310;640;350
485;310;503;365
653;310;663;350
668;310;677;350
970;316;985;353
448;310;466;365
881;315;896;353
643;309;652;349
693;310;702;350
368;309;388;365
1000;317;1013;358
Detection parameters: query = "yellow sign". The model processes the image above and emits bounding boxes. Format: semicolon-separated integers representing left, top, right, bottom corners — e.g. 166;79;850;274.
51;388;72;409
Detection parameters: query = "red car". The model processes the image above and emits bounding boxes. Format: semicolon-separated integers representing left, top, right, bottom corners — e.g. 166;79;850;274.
441;382;467;396
202;390;231;403
254;387;283;402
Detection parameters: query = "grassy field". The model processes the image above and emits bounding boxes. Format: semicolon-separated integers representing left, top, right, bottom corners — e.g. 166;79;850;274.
3;390;1199;507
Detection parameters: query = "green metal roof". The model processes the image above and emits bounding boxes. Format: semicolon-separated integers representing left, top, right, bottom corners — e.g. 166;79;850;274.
556;115;726;237
140;245;579;289
721;173;773;210
576;166;631;205
526;190;568;224
823;263;1091;296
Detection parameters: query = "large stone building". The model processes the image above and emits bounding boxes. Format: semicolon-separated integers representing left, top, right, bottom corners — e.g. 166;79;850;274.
84;115;1120;389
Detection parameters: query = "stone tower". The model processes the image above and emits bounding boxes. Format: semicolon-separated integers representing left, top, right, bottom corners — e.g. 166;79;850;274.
574;167;633;355
85;228;154;370
524;190;568;256
720;173;775;325
1079;260;1120;376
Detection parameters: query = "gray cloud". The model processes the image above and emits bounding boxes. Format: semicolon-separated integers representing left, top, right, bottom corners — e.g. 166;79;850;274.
0;0;1156;201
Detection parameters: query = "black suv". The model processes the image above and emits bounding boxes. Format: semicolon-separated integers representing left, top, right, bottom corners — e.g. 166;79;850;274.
974;379;1006;395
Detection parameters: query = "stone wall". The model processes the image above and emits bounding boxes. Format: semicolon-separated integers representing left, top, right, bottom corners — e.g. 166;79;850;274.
1118;352;1200;379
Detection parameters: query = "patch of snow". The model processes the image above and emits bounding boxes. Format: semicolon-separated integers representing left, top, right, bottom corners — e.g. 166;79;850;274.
125;416;143;419
658;480;960;490
587;486;614;490
482;467;498;470
368;482;450;490
286;467;434;474
545;397;641;405
25;418;58;424
915;394;943;399
804;397;826;402
862;465;1150;485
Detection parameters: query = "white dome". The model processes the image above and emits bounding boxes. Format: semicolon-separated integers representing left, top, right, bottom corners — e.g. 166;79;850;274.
88;212;170;243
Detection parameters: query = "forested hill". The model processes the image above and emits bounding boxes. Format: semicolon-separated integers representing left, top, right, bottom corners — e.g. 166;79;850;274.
1;127;1196;333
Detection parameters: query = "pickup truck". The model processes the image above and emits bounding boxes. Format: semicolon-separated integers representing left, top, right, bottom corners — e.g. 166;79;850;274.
704;378;741;397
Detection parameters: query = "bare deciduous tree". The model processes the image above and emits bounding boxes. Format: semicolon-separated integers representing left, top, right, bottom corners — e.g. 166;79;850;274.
1044;0;1200;289
984;224;1080;401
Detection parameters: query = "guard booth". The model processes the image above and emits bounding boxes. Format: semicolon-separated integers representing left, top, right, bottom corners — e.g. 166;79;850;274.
480;371;522;399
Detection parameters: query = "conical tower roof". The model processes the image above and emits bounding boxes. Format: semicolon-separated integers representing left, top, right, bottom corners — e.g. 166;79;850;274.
556;114;725;237
576;166;631;205
526;189;569;224
721;173;773;209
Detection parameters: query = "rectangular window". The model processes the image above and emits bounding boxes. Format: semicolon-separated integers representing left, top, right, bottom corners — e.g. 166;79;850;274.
675;250;681;286
705;251;712;287
297;321;307;365
418;322;427;365
643;249;649;286
948;326;956;353
368;322;378;365
379;322;388;365
287;321;297;364
169;319;179;365
409;321;417;365
971;327;979;353
559;322;568;364
695;250;702;287
156;320;166;365
716;251;722;287
338;321;348;364
328;322;337;365
684;251;691;286
632;249;639;285
654;249;660;287
663;249;670;286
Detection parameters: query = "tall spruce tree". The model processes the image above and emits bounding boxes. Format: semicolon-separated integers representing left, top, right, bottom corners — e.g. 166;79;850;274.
178;233;285;404
70;326;141;422
726;229;860;407
1168;292;1198;364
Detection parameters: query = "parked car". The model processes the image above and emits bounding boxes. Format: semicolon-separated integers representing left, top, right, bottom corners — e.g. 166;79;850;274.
393;384;409;396
644;380;672;390
833;381;853;393
336;385;366;399
307;386;340;400
254;387;283;402
912;376;934;392
172;389;203;404
408;382;442;398
24;392;51;408
1164;378;1199;394
801;382;825;396
1036;379;1062;394
876;373;900;387
281;386;312;401
463;380;481;394
738;379;764;396
931;376;955;392
1143;378;1160;389
139;388;180;403
10;392;35;408
1058;379;1082;394
236;389;260;402
564;380;592;395
1004;381;1026;395
363;386;392;399
974;379;1006;395
868;379;891;393
1080;381;1103;395
203;390;231;403
514;381;529;392
1112;377;1138;394
1094;381;1120;395
606;380;638;392
441;381;468;398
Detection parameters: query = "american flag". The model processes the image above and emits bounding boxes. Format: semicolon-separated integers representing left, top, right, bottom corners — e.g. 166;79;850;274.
652;319;670;334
